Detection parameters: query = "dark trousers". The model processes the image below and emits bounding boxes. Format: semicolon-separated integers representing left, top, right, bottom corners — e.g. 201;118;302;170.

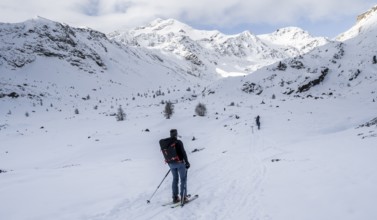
168;162;187;198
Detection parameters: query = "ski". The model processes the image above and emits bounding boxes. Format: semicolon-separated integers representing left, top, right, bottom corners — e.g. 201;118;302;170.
170;194;199;208
161;194;192;206
161;201;175;206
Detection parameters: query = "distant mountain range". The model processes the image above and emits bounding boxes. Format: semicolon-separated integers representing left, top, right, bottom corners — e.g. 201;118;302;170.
1;5;377;105
228;4;377;99
109;18;329;77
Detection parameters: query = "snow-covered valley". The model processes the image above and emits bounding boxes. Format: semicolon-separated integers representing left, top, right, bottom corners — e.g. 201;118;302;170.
1;5;377;220
1;84;376;220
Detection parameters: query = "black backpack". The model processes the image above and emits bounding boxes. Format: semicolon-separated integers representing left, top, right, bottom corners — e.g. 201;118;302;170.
159;138;180;163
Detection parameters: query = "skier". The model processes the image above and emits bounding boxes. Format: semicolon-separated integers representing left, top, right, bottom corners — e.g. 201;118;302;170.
162;129;190;203
256;115;261;130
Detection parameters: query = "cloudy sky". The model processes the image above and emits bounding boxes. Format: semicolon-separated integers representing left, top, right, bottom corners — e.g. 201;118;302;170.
0;0;375;38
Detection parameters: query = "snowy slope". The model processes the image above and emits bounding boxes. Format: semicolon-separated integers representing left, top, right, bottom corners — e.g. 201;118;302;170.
109;18;329;77
1;6;377;220
0;17;210;114
336;5;377;41
1;73;376;220
216;6;377;100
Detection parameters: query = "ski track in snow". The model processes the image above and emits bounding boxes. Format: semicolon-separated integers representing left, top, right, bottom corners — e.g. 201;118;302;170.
88;129;271;220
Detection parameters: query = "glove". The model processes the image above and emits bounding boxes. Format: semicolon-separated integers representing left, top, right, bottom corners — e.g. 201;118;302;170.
185;163;190;169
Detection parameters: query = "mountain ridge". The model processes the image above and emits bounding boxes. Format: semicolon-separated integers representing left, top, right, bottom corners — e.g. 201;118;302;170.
109;18;330;76
209;6;377;100
1;5;377;105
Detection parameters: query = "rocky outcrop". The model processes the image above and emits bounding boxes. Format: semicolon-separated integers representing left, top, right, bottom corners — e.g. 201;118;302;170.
0;17;111;73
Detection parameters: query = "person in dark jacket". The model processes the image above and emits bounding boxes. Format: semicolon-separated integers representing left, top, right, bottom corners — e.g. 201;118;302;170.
167;129;190;203
256;115;261;130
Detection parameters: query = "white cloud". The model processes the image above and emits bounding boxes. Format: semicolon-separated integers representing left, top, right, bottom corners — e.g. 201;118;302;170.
0;0;375;35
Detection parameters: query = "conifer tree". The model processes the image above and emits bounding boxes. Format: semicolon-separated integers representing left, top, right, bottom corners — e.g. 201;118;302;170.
164;101;174;119
116;105;126;121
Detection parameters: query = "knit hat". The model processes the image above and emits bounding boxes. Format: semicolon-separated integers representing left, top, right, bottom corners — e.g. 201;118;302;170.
170;129;178;138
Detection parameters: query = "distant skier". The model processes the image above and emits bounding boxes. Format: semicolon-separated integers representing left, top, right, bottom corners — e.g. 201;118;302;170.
159;129;190;203
256;115;261;130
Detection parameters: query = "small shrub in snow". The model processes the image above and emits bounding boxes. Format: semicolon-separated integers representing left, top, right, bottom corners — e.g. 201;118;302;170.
195;103;207;117
163;101;174;119
74;109;79;114
25;112;29;117
275;61;287;71
373;55;377;64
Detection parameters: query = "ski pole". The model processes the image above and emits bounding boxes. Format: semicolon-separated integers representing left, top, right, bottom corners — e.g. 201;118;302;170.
147;169;171;204
181;169;188;206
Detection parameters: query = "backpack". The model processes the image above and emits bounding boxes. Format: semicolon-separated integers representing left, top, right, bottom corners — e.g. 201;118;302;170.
159;138;181;163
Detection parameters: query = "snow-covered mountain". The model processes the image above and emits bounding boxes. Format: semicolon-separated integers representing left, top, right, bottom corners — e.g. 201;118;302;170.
0;16;332;113
208;6;377;101
0;16;206;81
0;17;210;113
258;27;329;56
109;18;329;77
336;5;377;41
1;6;377;220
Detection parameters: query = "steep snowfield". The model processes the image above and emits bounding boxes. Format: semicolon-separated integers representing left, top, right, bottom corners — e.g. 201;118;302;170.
336;5;377;41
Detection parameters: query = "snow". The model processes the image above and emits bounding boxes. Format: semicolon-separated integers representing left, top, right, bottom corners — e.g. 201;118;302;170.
1;6;377;220
1;77;376;220
215;67;246;77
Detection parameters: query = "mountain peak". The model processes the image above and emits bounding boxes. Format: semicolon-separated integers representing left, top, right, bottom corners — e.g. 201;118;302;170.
357;5;377;22
145;18;194;34
239;30;254;37
337;5;377;41
270;27;312;40
258;26;328;55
